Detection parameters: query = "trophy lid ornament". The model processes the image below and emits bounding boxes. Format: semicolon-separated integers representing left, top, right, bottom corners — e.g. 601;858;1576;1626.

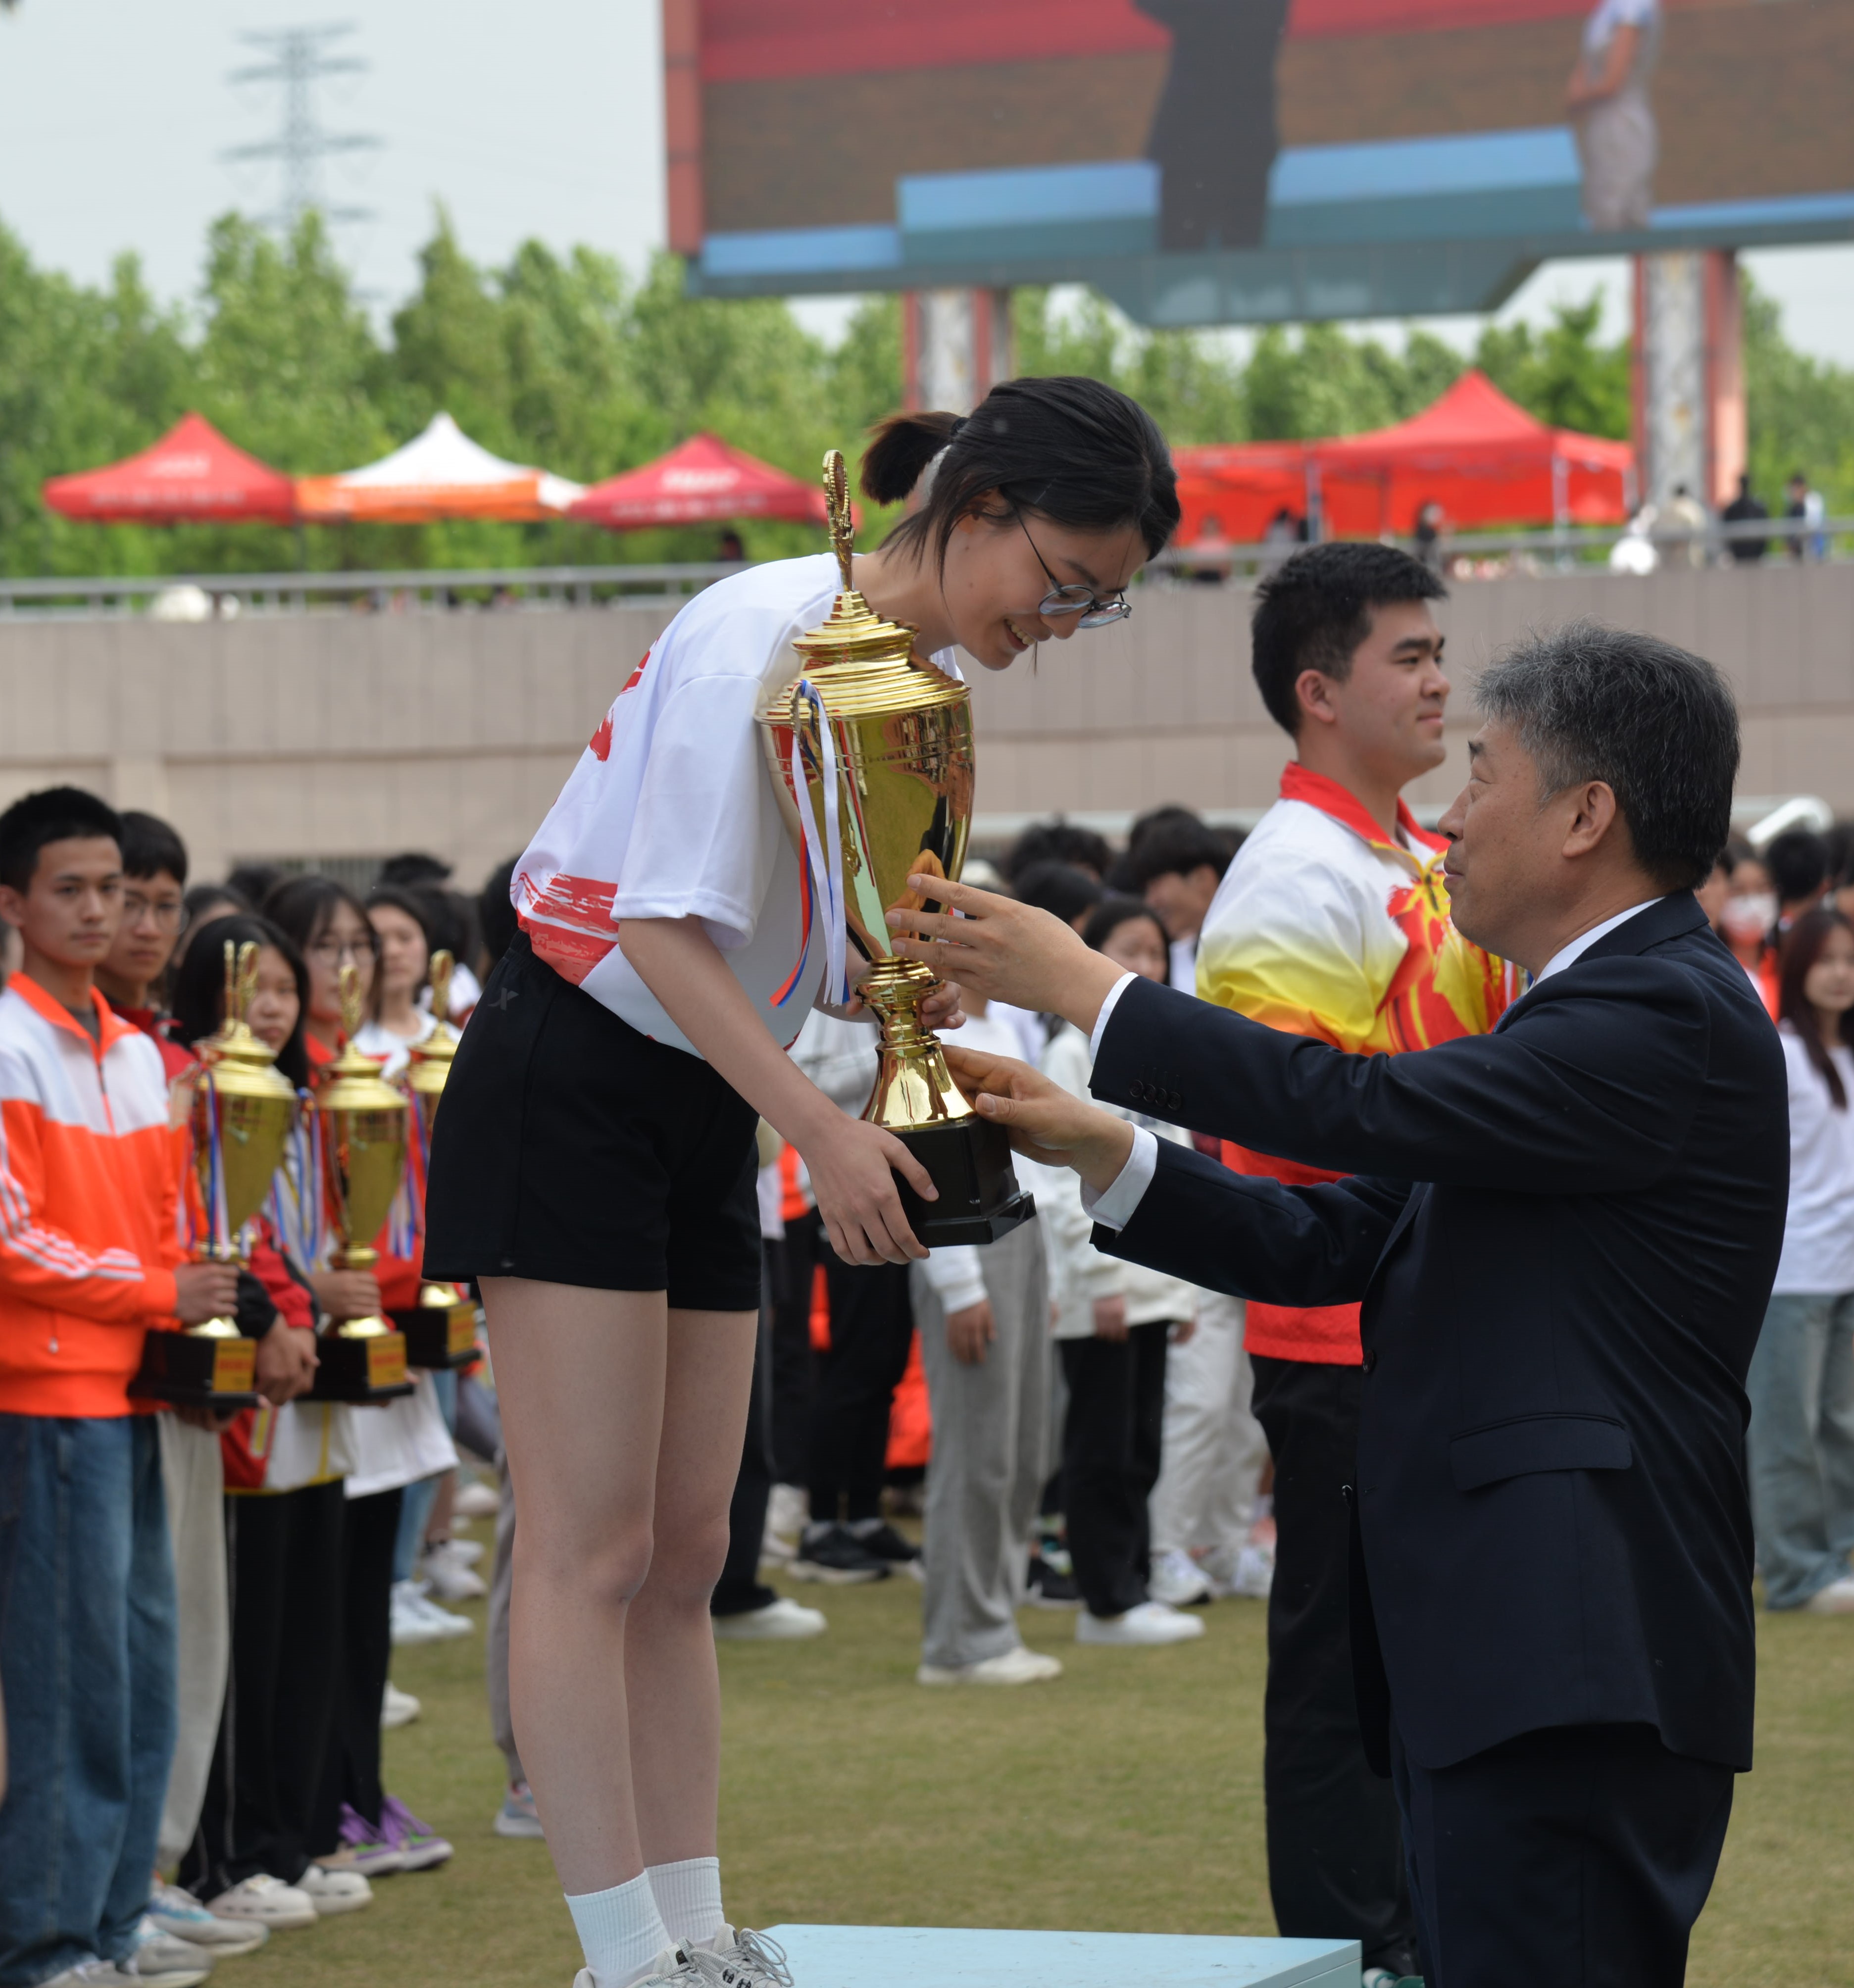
404;949;460;1118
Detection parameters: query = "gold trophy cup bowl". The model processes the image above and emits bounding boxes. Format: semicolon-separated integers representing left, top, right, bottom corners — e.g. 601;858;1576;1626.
309;965;414;1401
394;949;480;1369
756;452;1033;1246
132;942;300;1411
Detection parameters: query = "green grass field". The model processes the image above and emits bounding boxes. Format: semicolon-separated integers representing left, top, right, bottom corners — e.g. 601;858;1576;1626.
226;1570;1853;1988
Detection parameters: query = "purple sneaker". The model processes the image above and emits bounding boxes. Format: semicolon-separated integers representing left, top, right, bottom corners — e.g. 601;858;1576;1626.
380;1793;453;1872
336;1802;406;1876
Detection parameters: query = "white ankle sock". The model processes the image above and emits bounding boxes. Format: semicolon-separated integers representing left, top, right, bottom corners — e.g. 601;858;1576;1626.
646;1855;725;1948
565;1872;675;1987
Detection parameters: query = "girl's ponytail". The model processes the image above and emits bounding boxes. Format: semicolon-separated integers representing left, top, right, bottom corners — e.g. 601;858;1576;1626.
860;410;964;506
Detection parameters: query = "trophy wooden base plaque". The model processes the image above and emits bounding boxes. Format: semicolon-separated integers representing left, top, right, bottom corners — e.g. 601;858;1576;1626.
309;1329;415;1403
392;1296;480;1370
893;1117;1036;1247
130;1330;260;1413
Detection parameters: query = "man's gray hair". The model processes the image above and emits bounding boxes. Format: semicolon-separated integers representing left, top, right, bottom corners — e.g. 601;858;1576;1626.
1474;622;1739;891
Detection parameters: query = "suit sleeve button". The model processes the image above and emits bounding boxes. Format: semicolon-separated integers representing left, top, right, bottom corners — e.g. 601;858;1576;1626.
1361;1348;1378;1374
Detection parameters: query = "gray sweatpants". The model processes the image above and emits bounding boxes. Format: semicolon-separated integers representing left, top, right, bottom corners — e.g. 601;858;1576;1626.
156;1415;228;1870
914;1219;1050;1671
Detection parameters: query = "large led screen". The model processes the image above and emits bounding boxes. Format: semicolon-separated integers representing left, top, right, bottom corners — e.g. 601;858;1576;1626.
668;0;1854;324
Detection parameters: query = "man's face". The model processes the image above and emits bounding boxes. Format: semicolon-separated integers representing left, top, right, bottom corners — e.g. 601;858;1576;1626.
1143;864;1222;944
1435;722;1555;958
1300;600;1449;780
103;867;185;994
0;837;124;970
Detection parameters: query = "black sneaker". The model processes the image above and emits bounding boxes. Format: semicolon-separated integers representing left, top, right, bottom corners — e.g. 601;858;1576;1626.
850;1521;922;1571
790;1523;890;1585
1026;1553;1082;1609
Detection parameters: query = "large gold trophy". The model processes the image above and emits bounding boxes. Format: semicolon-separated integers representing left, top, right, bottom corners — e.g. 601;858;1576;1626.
308;966;413;1401
133;942;299;1410
757;452;1032;1245
394;949;480;1369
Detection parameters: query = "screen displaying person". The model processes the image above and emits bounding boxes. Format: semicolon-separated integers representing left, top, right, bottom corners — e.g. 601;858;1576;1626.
1568;0;1661;230
1137;0;1290;251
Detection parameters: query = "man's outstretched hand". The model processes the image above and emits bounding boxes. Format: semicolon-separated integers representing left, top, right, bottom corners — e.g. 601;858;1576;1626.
942;1043;1136;1195
886;878;1123;1032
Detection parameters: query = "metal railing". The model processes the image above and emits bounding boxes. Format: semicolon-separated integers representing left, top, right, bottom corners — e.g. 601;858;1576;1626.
1;513;1848;620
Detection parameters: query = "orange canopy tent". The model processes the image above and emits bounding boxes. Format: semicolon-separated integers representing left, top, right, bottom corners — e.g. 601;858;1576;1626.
294;413;585;525
42;413;297;525
568;432;831;531
1172;372;1635;547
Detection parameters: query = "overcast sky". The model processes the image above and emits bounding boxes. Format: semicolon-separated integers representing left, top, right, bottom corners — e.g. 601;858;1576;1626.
2;0;1850;366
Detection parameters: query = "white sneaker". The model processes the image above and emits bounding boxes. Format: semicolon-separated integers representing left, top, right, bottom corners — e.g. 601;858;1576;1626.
570;1952;698;1988
712;1595;826;1640
1232;1543;1274;1598
917;1644;1063;1686
298;1862;373;1915
1802;1574;1854;1615
381;1680;422;1729
446;1535;485;1566
763;1483;806;1554
38;1961;141;1988
1076;1600;1206;1646
1148;1548;1212;1607
124;1921;213;1987
688;1925;792;1987
421;1538;489;1601
453;1477;501;1519
147;1883;269;1954
205;1876;317;1932
389;1579;448;1646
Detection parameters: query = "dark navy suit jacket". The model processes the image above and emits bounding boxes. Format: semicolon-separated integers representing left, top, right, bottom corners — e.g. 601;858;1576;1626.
1090;894;1787;1771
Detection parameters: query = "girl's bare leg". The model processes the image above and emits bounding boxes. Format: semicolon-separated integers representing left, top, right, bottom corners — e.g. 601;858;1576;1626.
482;1278;759;1893
483;1277;667;1893
629;1306;759;1864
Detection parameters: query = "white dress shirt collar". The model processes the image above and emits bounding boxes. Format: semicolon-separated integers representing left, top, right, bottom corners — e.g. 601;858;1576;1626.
1532;899;1663;985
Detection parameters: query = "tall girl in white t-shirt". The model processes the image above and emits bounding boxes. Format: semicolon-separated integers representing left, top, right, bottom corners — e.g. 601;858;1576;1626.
1749;907;1854;1614
424;378;1180;1988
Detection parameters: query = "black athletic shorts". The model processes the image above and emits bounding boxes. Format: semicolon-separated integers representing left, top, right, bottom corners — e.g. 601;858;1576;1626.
423;931;761;1311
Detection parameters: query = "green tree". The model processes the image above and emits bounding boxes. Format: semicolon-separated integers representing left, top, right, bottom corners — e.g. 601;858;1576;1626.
1742;275;1854;517
1473;296;1630;438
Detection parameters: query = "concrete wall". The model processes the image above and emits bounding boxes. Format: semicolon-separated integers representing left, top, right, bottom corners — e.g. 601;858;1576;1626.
3;561;1851;890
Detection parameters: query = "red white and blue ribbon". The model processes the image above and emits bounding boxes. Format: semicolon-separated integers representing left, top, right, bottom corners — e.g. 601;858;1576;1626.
779;679;850;1007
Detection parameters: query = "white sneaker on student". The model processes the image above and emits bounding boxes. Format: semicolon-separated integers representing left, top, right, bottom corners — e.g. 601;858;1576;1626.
687;1925;793;1987
390;1578;447;1645
298;1862;373;1915
1076;1600;1206;1645
570;1951;699;1988
1148;1548;1212;1607
147;1884;269;1954
38;1959;141;1988
453;1477;501;1519
421;1538;489;1601
446;1535;485;1565
1802;1574;1854;1615
381;1681;422;1729
204;1876;317;1931
712;1596;826;1640
123;1921;213;1987
1230;1542;1275;1599
761;1484;806;1565
917;1644;1063;1686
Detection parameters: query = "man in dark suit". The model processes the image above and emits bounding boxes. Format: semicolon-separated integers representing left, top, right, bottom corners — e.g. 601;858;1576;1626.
890;624;1786;1986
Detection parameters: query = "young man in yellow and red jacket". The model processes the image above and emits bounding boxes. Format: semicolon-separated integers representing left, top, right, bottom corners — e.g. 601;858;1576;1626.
0;788;239;1988
1193;546;1511;1986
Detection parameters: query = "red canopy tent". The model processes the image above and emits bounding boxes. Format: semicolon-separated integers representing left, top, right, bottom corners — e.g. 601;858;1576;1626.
42;413;297;525
568;432;831;530
1170;372;1634;547
1311;371;1635;537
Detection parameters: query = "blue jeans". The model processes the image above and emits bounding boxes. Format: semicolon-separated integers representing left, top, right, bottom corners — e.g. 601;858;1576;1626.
1746;1292;1854;1608
391;1369;458;1585
0;1416;177;1985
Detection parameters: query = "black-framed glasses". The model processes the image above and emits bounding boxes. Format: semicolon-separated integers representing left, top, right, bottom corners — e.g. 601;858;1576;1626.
1015;511;1131;629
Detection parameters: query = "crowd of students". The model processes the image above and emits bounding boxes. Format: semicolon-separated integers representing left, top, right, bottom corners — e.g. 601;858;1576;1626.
2;540;1853;1988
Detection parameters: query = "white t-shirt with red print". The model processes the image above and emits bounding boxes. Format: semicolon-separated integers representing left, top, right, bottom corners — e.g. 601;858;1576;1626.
514;553;963;1059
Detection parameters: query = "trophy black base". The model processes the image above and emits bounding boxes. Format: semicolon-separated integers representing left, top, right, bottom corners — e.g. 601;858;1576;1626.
129;1330;260;1413
390;1303;481;1370
308;1330;416;1403
891;1115;1036;1247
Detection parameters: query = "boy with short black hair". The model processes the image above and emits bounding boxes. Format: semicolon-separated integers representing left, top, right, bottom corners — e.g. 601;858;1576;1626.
0;787;238;1988
96;811;190;1056
1123;817;1231;991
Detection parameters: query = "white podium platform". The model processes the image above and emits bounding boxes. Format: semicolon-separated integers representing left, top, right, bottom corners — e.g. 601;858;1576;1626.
759;1925;1360;1988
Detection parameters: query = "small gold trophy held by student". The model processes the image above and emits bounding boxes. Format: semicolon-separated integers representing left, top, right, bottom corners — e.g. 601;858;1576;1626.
396;948;479;1368
133;942;299;1411
308;964;413;1401
756;450;1032;1244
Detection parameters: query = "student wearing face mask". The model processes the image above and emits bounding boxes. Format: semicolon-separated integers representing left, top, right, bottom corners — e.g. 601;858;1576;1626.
1717;848;1778;1017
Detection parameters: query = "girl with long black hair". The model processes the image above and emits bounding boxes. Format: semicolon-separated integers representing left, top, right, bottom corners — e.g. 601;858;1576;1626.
425;378;1179;1988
